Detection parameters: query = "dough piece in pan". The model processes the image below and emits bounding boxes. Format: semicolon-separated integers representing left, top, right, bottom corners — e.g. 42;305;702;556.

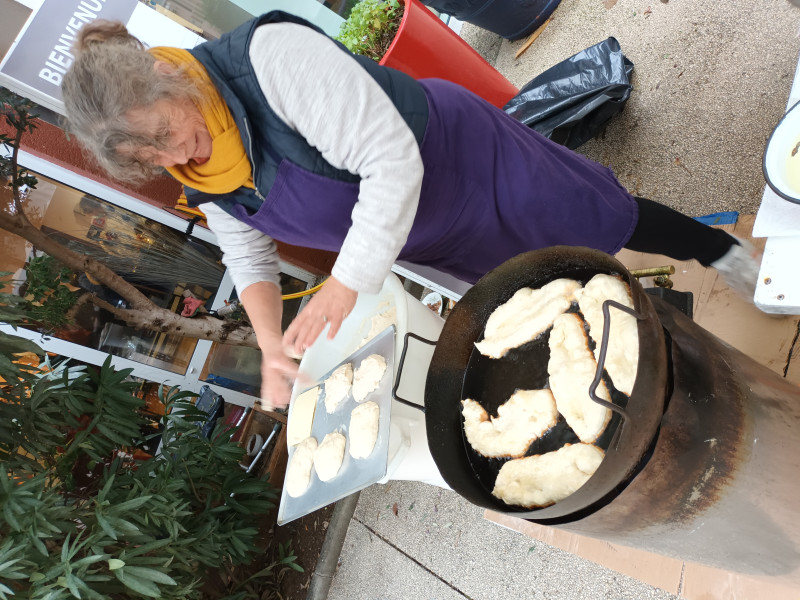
324;363;353;413
313;432;347;482
285;436;318;498
475;278;582;359
577;273;639;396
492;443;605;508
287;386;319;446
352;354;387;402
461;390;558;458
548;313;612;443
349;401;380;459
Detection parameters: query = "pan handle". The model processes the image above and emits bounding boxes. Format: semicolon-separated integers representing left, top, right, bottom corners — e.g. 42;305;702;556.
588;299;646;420
391;332;437;413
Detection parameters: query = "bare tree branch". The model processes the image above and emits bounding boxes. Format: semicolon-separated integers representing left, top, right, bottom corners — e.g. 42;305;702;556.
65;292;92;321
75;293;258;347
8;211;260;346
84;294;117;315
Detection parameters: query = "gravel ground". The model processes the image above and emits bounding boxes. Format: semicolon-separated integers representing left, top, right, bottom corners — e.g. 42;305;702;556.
462;0;800;217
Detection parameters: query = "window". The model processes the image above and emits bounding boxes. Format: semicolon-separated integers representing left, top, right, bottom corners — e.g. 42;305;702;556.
2;170;225;375
1;152;319;407
199;271;311;396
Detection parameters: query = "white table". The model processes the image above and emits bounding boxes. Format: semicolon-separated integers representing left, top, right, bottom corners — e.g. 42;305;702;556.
753;55;800;314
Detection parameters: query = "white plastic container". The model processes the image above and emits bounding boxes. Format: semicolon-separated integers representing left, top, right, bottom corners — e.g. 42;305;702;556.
764;99;800;204
292;273;449;488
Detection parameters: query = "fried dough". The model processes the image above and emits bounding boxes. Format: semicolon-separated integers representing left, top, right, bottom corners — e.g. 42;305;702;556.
475;278;582;359
492;443;605;508
578;274;639;395
462;390;558;458
548;313;612;443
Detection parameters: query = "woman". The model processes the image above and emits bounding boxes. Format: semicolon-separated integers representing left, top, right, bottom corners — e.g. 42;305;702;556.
62;14;758;408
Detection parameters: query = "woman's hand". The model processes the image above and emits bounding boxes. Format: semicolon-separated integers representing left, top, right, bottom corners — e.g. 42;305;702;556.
284;277;357;356
259;346;299;410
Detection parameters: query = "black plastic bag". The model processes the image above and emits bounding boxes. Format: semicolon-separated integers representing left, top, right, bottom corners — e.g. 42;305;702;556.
503;37;634;149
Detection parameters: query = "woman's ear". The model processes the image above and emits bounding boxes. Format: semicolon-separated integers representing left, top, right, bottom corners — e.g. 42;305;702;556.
153;60;175;75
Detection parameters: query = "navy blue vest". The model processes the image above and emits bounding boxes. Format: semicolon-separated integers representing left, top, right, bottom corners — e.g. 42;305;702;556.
186;11;429;215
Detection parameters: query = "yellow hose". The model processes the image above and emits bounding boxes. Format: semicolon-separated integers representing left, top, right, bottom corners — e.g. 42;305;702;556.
282;279;326;300
173;201;207;220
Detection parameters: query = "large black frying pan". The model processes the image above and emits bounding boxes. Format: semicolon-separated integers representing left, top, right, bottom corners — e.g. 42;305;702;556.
424;247;669;520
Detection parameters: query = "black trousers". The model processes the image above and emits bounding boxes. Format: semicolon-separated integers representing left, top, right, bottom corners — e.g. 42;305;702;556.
624;198;737;267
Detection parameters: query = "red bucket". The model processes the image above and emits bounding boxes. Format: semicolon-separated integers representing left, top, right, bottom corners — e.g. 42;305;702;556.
379;0;518;108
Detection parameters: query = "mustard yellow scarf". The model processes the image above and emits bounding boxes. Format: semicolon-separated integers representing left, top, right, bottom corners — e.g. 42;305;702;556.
148;47;254;194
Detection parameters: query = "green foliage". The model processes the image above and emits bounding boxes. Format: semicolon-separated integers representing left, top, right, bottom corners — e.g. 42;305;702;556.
1;88;39;193
0;324;285;599
335;0;403;62
2;91;76;335
1;87;292;599
20;255;80;332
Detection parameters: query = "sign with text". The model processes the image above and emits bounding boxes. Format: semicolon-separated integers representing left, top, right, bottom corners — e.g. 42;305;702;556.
0;0;138;101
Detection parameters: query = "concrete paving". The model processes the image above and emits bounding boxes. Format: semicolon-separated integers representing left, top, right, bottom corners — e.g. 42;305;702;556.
324;1;800;598
329;482;675;600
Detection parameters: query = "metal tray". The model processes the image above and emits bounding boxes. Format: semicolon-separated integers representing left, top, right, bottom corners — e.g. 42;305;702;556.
277;326;395;525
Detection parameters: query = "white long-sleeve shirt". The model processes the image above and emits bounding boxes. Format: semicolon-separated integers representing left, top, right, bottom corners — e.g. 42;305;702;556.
203;22;424;295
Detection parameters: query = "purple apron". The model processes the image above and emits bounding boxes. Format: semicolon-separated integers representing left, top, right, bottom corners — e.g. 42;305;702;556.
231;79;638;284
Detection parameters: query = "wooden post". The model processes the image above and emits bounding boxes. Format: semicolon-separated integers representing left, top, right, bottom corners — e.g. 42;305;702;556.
515;16;554;60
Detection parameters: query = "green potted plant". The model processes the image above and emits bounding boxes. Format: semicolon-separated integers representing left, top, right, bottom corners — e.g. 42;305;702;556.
336;0;518;108
337;0;404;61
0;292;299;599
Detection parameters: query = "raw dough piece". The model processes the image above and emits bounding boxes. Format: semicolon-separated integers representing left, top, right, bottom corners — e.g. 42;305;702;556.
577;274;639;395
313;432;347;482
492;443;605;508
461;390;558;458
475;278;582;359
287;386;319;446
324;363;353;413
349;401;380;459
352;354;387;402
548;313;612;443
359;305;397;348
285;437;317;498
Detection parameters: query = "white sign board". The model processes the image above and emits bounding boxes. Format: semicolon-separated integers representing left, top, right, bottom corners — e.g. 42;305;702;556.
0;0;203;112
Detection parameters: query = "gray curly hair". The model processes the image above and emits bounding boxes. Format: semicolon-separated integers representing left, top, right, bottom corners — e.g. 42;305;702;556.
61;20;201;184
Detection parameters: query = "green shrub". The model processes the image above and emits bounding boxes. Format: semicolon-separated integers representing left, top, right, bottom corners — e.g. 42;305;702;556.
336;0;403;62
0;317;286;599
